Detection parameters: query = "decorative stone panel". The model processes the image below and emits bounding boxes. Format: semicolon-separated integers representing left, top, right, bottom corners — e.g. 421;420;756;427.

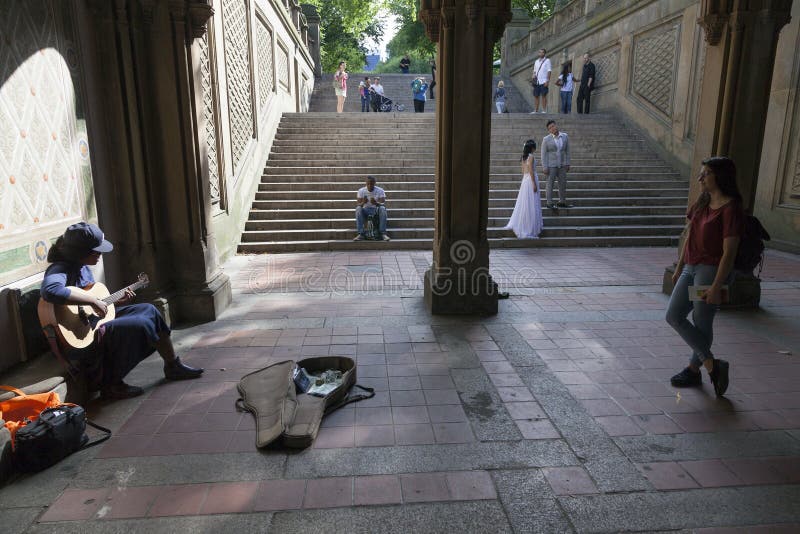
592;47;619;88
277;41;290;92
222;0;254;169
0;0;94;284
631;22;680;118
255;16;274;111
198;32;223;207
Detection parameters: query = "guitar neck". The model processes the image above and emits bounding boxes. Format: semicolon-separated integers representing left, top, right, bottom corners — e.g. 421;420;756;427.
102;280;147;305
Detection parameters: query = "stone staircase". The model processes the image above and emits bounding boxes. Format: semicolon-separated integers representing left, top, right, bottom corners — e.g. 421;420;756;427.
238;110;687;253
309;73;531;113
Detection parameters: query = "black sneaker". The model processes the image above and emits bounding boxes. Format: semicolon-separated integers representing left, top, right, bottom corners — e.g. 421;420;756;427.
709;359;730;397
164;357;204;380
670;367;702;387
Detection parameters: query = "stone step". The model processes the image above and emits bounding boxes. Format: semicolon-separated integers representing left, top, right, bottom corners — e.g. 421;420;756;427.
245;214;684;231
241;224;683;242
251;196;688;210
253;188;687;202
266;152;661;162
269;147;659;159
256;180;684;191
247;205;685;220
261;177;688;187
237;234;676;253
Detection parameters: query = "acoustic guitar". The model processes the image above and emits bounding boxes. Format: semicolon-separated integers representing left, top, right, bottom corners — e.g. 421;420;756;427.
37;273;150;350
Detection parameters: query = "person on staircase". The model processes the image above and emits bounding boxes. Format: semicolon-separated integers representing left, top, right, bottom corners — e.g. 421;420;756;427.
541;119;571;209
411;76;429;113
493;81;507;114
370;77;385;112
40;222;204;400
666;156;743;397
359;77;371;113
529;48;552;114
354;176;390;241
399;54;411;74
334;61;348;113
575;53;595;114
556;62;574;114
429;58;437;99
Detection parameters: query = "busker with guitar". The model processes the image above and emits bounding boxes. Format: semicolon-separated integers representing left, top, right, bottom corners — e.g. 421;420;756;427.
39;222;203;399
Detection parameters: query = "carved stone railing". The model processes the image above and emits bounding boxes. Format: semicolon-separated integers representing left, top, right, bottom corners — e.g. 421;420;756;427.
506;0;622;66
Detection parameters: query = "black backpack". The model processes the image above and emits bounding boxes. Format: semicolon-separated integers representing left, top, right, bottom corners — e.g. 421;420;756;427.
734;215;770;275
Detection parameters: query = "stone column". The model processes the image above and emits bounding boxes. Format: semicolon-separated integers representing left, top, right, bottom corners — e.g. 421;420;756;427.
693;0;793;211
76;0;231;324
662;0;793;305
420;0;511;315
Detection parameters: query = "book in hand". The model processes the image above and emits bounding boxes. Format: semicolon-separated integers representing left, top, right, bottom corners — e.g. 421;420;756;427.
688;285;729;303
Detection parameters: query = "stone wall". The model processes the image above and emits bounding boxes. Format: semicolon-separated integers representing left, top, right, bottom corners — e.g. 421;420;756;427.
0;0;315;371
202;0;316;263
755;0;800;253
505;0;800;253
0;0;98;370
504;0;702;174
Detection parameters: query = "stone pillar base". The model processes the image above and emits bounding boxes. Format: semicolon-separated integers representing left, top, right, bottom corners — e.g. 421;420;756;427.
173;271;232;323
662;264;762;309
423;269;499;315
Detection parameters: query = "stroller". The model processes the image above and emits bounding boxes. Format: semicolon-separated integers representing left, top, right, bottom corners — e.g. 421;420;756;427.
370;89;404;112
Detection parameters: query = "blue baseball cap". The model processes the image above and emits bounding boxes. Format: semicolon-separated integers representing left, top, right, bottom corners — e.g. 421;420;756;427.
62;222;114;254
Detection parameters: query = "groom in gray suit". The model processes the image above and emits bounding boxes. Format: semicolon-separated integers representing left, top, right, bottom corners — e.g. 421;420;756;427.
541;119;571;209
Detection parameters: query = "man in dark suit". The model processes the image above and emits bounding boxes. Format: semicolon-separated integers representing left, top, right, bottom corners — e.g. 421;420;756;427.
576;53;596;114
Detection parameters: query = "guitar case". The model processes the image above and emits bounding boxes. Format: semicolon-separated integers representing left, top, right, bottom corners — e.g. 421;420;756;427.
236;357;374;449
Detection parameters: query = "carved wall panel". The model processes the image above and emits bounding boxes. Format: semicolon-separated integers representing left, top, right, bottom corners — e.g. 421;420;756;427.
255;16;274;111
592;47;620;88
198;31;223;207
277;41;290;92
222;0;254;169
0;0;94;284
631;22;680;119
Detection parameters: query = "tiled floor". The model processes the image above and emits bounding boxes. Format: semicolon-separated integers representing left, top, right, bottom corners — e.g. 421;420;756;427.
2;247;799;533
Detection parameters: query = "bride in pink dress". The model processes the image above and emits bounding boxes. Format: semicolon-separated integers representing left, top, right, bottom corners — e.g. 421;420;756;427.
504;139;544;238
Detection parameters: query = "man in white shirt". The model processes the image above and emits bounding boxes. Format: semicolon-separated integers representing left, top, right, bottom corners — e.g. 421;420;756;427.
354;176;390;241
530;49;552;114
541;119;571;209
372;78;385;96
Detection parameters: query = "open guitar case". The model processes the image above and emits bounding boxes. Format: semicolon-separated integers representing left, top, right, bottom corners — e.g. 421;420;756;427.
236;357;374;449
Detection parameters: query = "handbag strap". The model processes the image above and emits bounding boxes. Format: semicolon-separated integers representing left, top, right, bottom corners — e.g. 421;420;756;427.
82;420;112;449
324;384;375;415
0;385;26;397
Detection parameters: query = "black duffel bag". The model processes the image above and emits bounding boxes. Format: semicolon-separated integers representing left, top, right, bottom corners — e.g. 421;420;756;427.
14;404;111;473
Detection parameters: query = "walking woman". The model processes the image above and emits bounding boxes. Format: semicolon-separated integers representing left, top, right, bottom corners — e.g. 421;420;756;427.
334;61;348;113
503;139;543;238
556;62;574;114
40;222;203;399
493;80;507;114
666;156;744;396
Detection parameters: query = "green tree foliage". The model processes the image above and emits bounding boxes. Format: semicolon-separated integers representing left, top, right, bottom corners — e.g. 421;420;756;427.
305;0;384;73
512;0;557;21
384;0;434;59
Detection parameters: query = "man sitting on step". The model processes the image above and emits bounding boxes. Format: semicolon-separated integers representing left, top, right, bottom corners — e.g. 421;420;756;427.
354;176;390;241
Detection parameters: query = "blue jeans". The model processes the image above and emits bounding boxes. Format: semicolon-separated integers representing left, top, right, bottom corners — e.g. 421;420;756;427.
361;96;370;112
560;91;572;114
356;205;387;235
666;264;722;366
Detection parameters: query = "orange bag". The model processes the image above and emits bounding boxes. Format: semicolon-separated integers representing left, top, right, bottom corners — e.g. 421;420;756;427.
0;385;63;445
